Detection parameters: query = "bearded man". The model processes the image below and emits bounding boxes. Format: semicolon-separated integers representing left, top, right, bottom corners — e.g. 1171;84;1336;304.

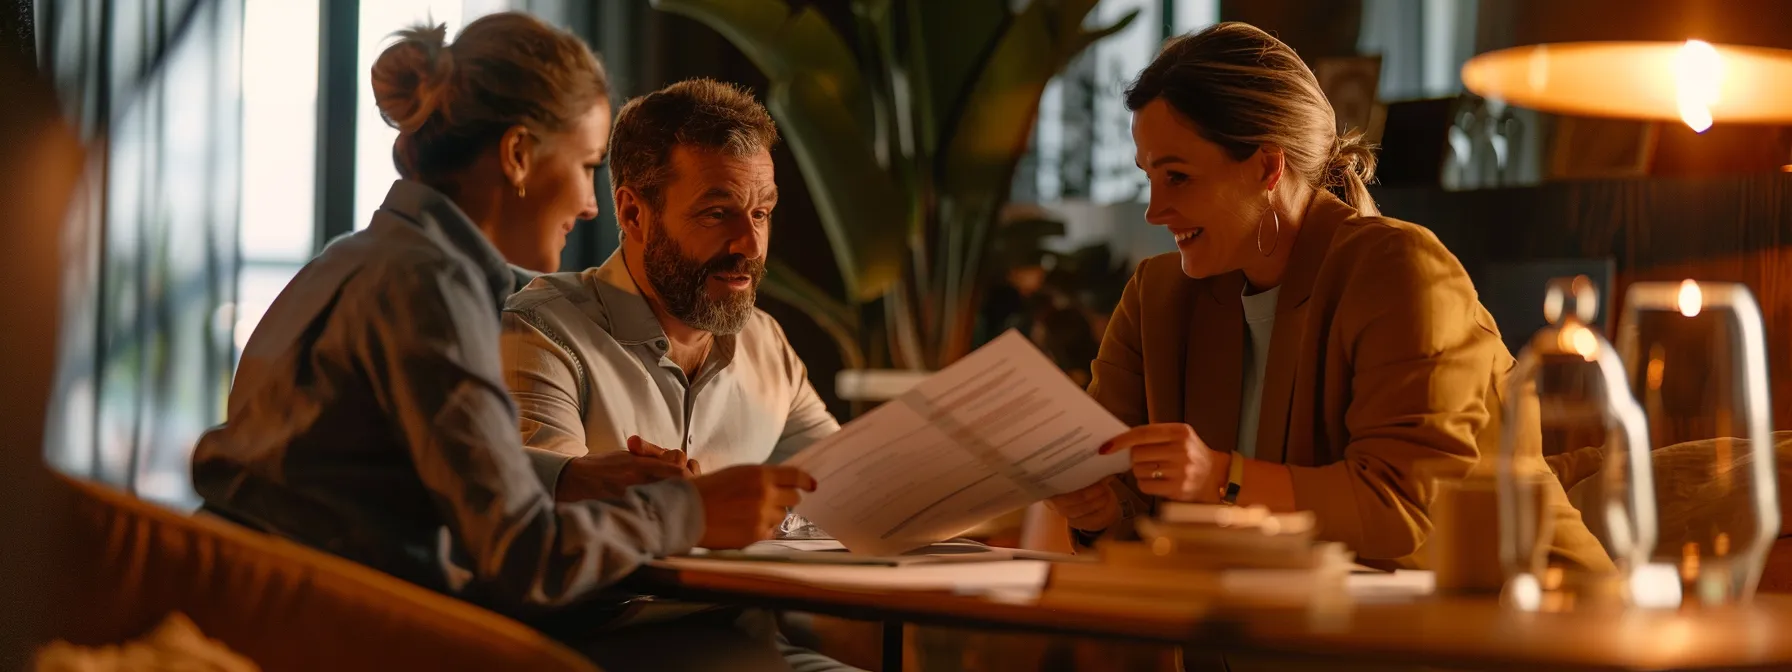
501;78;839;495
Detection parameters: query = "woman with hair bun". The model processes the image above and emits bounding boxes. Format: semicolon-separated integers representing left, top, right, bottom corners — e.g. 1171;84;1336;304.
368;12;607;273
1046;22;1612;574
192;14;814;661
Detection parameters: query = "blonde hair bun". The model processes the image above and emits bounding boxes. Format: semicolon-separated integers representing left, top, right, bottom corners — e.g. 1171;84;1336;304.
363;12;607;185
371;23;455;134
1326;128;1379;193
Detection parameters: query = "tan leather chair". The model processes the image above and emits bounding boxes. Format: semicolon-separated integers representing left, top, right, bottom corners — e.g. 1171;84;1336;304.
40;473;599;671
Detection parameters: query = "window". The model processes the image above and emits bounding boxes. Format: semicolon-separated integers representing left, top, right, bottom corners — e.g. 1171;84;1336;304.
44;0;247;507
1170;0;1218;37
1358;0;1479;101
1023;0;1217;205
1088;0;1160;204
236;0;321;358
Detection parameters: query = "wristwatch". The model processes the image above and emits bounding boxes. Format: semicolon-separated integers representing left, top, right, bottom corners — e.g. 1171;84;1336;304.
1219;449;1244;505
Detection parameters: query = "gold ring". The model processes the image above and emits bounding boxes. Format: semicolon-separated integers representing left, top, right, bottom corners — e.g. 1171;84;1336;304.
1152;469;1164;480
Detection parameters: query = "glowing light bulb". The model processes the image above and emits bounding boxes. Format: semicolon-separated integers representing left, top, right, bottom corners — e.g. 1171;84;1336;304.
1676;39;1721;132
1677;279;1703;317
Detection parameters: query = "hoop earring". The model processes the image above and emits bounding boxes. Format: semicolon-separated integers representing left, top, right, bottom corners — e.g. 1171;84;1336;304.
1256;203;1280;256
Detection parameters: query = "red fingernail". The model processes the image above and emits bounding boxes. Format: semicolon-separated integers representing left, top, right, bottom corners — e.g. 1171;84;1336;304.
1097;442;1114;455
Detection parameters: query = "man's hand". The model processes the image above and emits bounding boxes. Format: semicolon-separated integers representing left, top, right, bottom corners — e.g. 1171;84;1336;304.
691;465;818;550
627;435;701;476
554;449;689;503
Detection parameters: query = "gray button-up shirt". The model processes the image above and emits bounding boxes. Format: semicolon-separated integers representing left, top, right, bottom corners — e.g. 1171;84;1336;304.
500;253;838;476
191;180;702;616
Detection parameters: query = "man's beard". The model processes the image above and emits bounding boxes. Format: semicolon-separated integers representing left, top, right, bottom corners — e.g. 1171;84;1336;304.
642;216;764;335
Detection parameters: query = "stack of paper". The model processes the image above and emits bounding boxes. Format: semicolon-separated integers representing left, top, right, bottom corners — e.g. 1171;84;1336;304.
1049;504;1367;603
1124;504;1339;571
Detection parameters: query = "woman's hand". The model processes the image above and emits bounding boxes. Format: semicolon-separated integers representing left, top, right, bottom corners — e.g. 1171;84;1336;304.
1101;423;1230;502
1045;480;1121;532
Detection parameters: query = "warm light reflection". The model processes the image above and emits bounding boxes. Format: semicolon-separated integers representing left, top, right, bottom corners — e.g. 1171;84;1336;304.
1646;356;1666;390
1558;323;1601;361
1630;563;1684;608
1716;533;1731;557
1507;573;1543;611
1654;620;1697;657
1678;279;1703;317
1682;542;1702;581
1676;39;1721;132
1527;44;1550;92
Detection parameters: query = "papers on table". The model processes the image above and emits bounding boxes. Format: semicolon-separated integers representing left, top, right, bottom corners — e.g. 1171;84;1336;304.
690;538;1084;566
651;557;1052;597
785;331;1131;555
1345;570;1436;600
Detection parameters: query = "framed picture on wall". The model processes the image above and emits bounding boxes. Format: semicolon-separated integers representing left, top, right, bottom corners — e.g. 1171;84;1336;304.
1547;116;1658;180
1315;55;1386;144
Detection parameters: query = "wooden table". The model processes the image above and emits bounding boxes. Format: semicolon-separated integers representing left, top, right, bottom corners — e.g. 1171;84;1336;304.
637;562;1792;671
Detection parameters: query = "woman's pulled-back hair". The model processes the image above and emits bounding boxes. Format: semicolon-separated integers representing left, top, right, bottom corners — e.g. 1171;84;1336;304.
1125;22;1378;215
370;12;607;189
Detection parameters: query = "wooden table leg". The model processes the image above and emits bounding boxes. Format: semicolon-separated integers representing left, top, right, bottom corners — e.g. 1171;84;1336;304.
881;620;903;671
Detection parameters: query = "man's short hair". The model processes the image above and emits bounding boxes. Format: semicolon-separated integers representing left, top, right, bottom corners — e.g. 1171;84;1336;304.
608;78;779;211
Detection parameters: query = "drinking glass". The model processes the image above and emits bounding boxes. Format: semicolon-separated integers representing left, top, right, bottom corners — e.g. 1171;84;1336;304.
1499;276;1658;611
1616;280;1780;604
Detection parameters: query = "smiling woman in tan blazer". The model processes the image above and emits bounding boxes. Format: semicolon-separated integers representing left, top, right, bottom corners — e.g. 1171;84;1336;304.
1045;22;1611;572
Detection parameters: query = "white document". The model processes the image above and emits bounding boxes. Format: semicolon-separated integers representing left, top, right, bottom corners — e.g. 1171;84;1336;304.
692;539;1083;566
652;557;1051;597
785;330;1131;556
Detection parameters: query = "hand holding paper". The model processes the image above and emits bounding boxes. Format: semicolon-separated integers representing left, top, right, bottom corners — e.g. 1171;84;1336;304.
786;331;1131;555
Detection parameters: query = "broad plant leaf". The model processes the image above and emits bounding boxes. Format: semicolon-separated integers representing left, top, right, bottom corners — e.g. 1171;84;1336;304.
911;0;1009;156
939;0;1136;213
653;0;911;303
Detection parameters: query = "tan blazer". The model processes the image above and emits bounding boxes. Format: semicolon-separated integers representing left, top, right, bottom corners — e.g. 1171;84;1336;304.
1090;191;1612;572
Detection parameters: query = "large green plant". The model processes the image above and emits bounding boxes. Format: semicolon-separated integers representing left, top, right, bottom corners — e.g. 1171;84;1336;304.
652;0;1136;371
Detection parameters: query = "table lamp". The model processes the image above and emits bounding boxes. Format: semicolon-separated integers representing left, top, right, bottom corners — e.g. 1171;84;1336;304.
1499;276;1660;611
1616;281;1781;604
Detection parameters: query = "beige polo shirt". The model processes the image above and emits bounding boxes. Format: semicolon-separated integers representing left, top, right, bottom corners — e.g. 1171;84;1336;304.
499;252;840;484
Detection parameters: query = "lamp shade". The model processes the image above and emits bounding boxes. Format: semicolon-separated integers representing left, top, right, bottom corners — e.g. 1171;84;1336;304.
1461;41;1792;131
